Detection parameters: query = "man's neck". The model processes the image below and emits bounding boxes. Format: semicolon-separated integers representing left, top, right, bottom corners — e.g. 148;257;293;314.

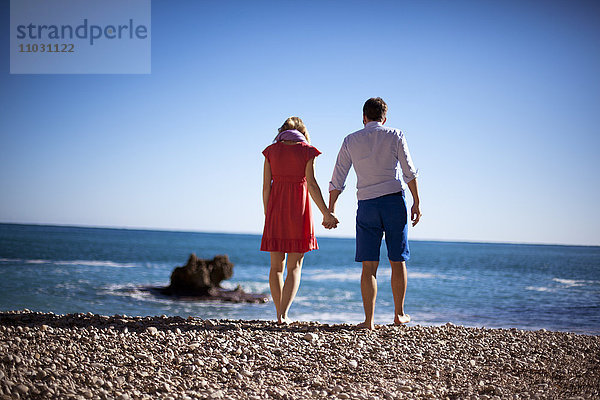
364;120;383;127
363;117;386;126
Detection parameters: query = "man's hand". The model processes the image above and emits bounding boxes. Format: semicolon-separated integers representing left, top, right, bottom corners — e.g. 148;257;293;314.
411;202;421;227
323;212;339;229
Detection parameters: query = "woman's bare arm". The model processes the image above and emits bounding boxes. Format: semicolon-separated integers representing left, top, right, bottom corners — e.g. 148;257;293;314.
263;158;272;215
306;158;338;228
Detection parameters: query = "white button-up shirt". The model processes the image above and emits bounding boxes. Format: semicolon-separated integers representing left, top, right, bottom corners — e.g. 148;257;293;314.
329;121;418;201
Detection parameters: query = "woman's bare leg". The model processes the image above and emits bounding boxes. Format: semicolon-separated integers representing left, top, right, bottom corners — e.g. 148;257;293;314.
269;252;286;323
279;252;304;323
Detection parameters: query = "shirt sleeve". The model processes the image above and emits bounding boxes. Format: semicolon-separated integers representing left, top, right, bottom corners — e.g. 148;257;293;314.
262;145;271;161
306;145;322;161
396;131;418;184
329;138;352;193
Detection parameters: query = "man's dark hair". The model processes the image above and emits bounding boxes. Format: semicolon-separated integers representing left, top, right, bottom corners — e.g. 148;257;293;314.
363;97;388;122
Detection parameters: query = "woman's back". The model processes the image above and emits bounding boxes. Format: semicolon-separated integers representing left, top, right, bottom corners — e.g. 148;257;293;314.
264;141;315;179
261;116;338;324
261;140;321;253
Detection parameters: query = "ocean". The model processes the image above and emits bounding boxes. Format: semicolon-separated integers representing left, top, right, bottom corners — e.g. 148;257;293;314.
0;223;598;334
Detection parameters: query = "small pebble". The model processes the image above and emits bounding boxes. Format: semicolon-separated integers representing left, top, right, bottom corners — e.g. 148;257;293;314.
14;384;29;394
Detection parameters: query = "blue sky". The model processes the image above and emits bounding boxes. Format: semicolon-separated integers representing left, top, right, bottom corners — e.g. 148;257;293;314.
1;0;599;245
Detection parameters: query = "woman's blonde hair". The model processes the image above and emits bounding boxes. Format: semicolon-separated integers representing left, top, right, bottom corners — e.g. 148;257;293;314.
277;116;311;144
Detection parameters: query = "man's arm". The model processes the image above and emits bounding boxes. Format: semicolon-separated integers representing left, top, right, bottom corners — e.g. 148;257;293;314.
406;178;421;226
328;189;342;214
397;131;418;184
396;131;420;226
327;139;352;224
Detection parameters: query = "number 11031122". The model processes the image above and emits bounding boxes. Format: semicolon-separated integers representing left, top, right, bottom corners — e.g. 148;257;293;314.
19;43;74;52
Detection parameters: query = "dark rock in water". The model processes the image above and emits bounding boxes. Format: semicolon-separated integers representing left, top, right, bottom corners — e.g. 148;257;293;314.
145;254;268;304
169;253;233;293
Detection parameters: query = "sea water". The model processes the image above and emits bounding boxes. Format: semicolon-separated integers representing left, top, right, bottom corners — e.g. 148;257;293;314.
1;223;598;334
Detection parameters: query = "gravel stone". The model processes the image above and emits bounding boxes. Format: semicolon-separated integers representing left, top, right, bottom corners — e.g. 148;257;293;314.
14;384;29;394
145;327;158;335
0;310;598;400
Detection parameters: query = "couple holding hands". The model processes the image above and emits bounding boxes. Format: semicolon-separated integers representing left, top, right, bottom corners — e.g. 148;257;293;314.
261;97;421;330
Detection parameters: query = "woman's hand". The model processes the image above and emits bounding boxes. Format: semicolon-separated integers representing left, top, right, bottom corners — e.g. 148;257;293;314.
322;212;339;229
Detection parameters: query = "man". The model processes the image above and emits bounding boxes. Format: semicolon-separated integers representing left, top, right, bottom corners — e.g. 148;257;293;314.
328;97;421;330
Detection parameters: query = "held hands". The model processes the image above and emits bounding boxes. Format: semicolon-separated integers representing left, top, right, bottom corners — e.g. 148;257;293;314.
322;211;339;229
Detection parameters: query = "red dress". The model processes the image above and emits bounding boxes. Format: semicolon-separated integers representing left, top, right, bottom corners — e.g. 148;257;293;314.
261;141;322;253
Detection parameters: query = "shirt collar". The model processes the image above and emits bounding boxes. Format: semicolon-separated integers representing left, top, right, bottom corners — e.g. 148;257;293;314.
365;121;382;128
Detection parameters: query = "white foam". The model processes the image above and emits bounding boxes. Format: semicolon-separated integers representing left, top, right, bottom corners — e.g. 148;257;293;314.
302;269;440;282
98;283;253;310
0;257;136;268
303;271;362;282
295;291;356;304
408;272;437;279
54;260;134;268
221;281;269;294
220;281;235;290
526;286;554;292
101;283;156;291
292;311;365;324
552;278;585;287
0;258;21;262
98;284;174;305
3;258;136;268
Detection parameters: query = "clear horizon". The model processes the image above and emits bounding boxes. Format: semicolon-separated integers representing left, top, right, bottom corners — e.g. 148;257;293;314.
1;1;599;247
1;221;597;248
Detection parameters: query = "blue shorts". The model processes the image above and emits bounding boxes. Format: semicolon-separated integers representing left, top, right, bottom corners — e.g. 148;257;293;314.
355;191;410;262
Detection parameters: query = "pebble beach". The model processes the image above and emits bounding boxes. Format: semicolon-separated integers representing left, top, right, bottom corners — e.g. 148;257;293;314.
1;310;598;400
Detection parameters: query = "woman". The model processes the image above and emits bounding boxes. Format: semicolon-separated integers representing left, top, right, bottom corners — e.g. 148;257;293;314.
261;116;337;324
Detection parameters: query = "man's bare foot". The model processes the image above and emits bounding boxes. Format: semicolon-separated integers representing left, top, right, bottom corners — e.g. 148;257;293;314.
394;314;411;325
356;321;375;330
278;316;292;325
